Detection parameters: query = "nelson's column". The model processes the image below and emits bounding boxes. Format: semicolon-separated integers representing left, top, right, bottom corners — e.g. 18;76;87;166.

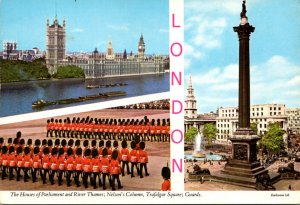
215;1;275;189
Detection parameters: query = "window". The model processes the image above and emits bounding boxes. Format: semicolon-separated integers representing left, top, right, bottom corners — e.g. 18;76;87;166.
279;107;281;110
260;124;262;128
264;124;266;128
270;107;272;110
274;112;276;115
261;112;263;116
257;108;259;111
274;107;277;110
261;108;263;111
270;112;272;116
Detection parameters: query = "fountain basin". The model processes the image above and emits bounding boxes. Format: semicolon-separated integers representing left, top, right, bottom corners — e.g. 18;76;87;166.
185;153;223;161
192;151;206;158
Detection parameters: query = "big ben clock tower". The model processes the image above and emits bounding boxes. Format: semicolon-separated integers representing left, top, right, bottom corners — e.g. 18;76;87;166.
138;34;145;60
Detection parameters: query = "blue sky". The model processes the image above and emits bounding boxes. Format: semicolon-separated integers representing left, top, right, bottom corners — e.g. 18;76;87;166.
0;0;169;54
185;0;300;113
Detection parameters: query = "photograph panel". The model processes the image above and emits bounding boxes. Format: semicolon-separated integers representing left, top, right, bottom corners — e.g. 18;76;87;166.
184;0;300;191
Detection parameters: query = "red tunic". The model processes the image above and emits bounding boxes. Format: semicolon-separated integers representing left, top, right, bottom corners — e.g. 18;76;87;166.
8;153;16;167
101;157;110;174
1;154;9;166
32;154;40;169
161;179;171;191
42;155;50;169
83;157;91;172
129;149;139;163
120;148;130;162
110;159;121;175
23;155;32;168
16;154;24;168
138;150;148;163
75;156;83;170
113;148;121;161
65;156;75;171
91;158;101;173
50;156;58;170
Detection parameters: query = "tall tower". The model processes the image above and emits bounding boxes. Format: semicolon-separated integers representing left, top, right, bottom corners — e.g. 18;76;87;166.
184;76;197;118
105;39;115;60
138;34;145;60
216;1;269;189
46;17;66;74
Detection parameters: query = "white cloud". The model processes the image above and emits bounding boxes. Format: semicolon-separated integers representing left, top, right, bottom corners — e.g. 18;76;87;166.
185;43;203;59
159;28;169;33
71;28;84;33
107;24;129;31
189;55;300;112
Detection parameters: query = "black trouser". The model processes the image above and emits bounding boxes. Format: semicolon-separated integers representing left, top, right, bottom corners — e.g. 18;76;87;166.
130;162;139;177
1;166;7;180
74;170;82;187
41;169;49;184
57;170;64;185
66;170;73;186
49;170;56;184
139;163;149;177
9;166;15;180
16;167;22;181
83;172;90;188
102;173;111;189
121;161;130;176
23;168;30;182
91;172;102;189
31;168;39;182
111;174;122;190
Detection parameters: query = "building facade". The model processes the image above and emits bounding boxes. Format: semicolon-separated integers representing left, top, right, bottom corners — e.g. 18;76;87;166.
286;108;300;134
46;17;66;74
216;104;288;144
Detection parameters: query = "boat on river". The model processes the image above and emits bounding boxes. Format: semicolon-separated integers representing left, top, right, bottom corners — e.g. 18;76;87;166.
86;83;128;89
32;91;126;108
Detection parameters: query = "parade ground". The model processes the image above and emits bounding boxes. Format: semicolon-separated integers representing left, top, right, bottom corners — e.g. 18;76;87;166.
0;109;170;191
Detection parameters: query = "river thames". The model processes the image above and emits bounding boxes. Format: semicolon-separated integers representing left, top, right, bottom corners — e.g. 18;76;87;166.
0;73;169;117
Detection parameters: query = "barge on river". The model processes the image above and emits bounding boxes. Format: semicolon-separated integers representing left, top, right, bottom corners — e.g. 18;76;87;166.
32;91;126;108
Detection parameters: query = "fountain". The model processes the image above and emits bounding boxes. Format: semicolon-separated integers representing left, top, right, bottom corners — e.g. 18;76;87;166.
192;132;206;158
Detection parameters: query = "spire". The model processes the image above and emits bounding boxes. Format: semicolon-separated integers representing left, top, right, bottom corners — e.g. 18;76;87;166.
139;33;144;44
188;75;193;89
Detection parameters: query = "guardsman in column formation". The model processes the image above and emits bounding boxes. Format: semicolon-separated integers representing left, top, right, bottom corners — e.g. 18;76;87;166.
61;139;67;153
113;141;121;162
139;141;150;178
82;148;92;188
74;139;81;154
15;146;23;181
110;150;123;191
98;140;104;160
74;148;83;187
106;141;112;161
91;148;101;189
101;148;111;190
41;147;50;184
120;140;130;176
27;139;33;154
161;166;171;191
31;147;40;183
129;141;139;178
46;119;51;137
8;146;16;180
47;139;53;153
57;148;65;186
1;146;8;180
23;147;31;182
54;139;60;150
66;148;75;187
49;148;58;185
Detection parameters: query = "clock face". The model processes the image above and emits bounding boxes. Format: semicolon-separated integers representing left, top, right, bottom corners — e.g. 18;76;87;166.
139;46;142;49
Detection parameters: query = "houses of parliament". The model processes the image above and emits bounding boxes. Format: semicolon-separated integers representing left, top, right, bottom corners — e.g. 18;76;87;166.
46;17;168;77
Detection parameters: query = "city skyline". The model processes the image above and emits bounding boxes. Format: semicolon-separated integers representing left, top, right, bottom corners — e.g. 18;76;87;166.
0;0;169;54
185;0;300;113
